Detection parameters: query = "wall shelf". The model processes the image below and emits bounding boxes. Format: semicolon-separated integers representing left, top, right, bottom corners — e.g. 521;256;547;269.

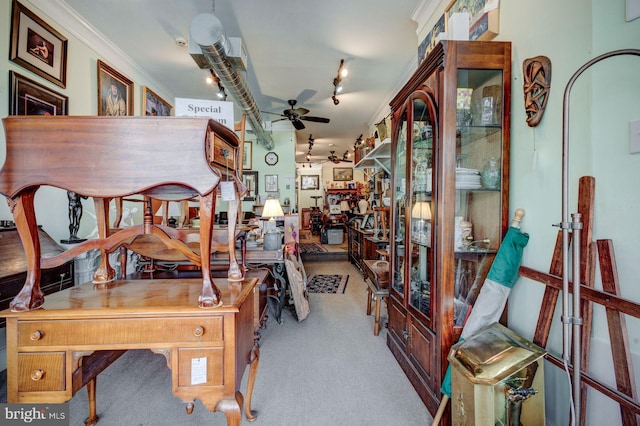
354;138;391;175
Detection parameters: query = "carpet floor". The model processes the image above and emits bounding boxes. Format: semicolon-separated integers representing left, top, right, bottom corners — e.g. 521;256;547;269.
0;261;432;425
306;274;349;294
299;242;328;254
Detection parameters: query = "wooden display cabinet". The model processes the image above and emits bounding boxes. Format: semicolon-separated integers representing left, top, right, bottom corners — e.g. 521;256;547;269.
387;41;511;423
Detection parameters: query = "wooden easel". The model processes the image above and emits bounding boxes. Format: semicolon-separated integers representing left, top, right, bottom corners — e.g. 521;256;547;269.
520;176;640;425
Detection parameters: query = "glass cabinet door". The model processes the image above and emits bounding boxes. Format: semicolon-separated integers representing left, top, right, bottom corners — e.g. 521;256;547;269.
391;109;407;299
451;68;505;327
408;97;434;318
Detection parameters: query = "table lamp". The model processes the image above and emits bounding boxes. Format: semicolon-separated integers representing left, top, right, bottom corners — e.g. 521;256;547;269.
340;200;351;214
155;201;182;227
262;198;284;250
411;201;431;243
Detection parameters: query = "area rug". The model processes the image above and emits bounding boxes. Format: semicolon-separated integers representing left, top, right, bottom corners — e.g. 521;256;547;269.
306;274;349;294
300;242;328;254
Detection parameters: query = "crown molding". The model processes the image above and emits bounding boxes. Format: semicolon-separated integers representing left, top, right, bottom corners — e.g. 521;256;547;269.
411;0;441;37
28;0;171;97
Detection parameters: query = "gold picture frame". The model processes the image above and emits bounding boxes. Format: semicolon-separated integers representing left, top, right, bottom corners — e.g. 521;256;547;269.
142;86;172;116
9;0;68;88
97;59;134;116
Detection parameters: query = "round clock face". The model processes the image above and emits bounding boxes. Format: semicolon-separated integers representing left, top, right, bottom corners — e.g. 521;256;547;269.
265;152;279;165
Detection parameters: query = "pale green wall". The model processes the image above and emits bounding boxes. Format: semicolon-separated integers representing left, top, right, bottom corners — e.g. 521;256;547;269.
418;1;639;424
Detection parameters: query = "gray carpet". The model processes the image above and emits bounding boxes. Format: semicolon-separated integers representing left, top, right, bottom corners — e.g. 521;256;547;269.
2;261;431;425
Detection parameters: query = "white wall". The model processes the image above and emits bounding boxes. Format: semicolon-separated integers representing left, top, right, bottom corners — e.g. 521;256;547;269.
417;1;640;424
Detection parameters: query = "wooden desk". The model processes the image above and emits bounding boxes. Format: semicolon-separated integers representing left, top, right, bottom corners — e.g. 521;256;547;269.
362;259;389;336
2;277;261;426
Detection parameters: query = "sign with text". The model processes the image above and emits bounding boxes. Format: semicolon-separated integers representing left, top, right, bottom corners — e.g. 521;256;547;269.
174;98;234;130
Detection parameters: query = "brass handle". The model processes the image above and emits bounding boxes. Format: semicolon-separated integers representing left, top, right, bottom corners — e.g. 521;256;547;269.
402;330;410;340
31;370;44;381
30;330;44;341
193;326;204;337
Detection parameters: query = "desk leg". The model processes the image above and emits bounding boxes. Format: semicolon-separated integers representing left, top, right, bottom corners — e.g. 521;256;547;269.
366;287;373;316
216;392;243;426
245;344;260;422
84;378;99;426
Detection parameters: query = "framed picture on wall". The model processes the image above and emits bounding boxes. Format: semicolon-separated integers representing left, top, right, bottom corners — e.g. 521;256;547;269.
243;141;252;169
242;170;258;201
142;86;172;116
97;59;134;116
301;175;319;190
9;0;68;88
9;70;68;116
265;174;278;192
333;167;353;181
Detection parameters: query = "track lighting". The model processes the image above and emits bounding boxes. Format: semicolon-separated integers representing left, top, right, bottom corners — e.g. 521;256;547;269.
207;69;227;101
331;59;348;105
343;150;350;161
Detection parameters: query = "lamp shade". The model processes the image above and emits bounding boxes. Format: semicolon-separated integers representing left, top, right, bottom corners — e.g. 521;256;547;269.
262;198;284;219
411;201;431;220
340;200;351;212
155;201;182;217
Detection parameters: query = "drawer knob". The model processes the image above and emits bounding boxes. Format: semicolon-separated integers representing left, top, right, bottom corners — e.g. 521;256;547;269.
30;330;44;341
31;369;44;381
193;326;204;337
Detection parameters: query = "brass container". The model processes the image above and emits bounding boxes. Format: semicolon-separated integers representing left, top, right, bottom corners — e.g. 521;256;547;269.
449;323;546;425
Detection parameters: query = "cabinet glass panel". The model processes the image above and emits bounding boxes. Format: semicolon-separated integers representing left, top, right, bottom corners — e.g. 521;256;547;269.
392;110;407;297
452;68;504;327
408;98;433;317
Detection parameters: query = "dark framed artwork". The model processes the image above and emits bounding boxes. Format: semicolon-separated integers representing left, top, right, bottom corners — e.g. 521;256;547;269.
242;171;258;201
9;0;68;88
9;70;68;116
333;167;353;181
97;60;134;116
300;175;319;190
142;86;172;116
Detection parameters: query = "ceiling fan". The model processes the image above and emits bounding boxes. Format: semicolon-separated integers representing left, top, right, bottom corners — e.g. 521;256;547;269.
263;99;330;130
327;150;352;164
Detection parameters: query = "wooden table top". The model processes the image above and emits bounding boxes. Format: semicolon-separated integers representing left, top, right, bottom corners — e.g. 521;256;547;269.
0;278;257;320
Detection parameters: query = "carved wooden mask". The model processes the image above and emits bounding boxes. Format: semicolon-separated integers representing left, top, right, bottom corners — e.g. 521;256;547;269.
523;56;552;127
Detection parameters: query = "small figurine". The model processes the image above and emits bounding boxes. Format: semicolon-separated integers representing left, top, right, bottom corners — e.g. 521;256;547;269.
61;191;88;244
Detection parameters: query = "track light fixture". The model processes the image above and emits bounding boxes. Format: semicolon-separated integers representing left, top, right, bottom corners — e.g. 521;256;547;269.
331;59;348;106
353;134;363;150
342;150;350;161
207;69;227;101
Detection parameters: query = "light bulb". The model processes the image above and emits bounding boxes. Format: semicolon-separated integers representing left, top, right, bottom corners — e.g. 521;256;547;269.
341;68;349;78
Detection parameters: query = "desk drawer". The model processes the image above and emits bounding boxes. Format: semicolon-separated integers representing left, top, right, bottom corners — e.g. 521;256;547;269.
18;352;65;392
18;317;224;347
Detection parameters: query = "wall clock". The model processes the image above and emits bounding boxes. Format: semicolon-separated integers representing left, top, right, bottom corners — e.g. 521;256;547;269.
265;151;279;166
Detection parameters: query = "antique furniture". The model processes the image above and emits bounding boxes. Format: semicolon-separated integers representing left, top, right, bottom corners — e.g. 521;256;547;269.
363;259;389;336
3;277;262;426
387;41;511;421
0;227;74;327
301;208;312;230
0;115;257;424
0;116;245;311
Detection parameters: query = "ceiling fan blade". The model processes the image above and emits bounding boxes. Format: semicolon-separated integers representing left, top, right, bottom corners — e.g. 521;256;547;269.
300;116;330;123
293;107;310;115
261;111;286;117
292;119;306;130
